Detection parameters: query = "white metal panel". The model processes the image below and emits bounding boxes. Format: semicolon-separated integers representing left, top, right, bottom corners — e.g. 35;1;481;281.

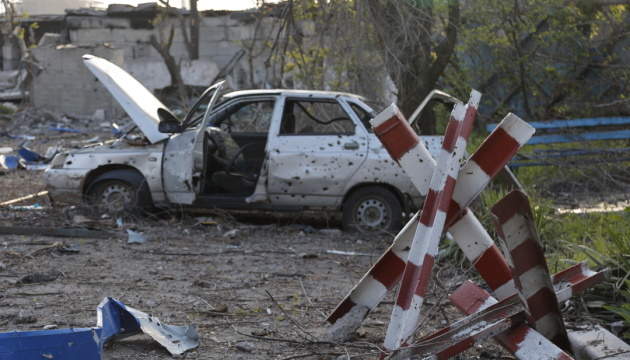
82;55;170;144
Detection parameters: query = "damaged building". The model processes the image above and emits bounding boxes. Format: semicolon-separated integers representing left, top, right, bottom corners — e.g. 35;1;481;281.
0;2;289;117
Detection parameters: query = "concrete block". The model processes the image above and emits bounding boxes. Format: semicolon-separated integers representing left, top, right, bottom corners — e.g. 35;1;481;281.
237;21;273;41
72;29;111;43
30;46;125;117
202;16;240;28
199;24;229;42
569;325;630;360
95;17;130;29
2;44;19;60
180;60;219;87
125;60;170;92
66;16;130;30
121;29;154;43
131;42;153;59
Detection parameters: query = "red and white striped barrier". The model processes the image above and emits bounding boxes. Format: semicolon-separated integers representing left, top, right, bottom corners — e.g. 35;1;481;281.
552;261;610;302
387;284;523;360
492;190;572;352
383;93;478;352
326;104;534;339
390;263;605;360
390;213;608;359
448;281;575;360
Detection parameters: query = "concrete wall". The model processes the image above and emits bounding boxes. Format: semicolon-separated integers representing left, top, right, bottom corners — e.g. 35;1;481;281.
65;14;276;89
30;45;125;118
29;11;282;117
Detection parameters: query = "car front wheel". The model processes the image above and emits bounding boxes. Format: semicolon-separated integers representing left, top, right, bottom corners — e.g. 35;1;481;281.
90;180;137;213
86;170;153;215
342;186;403;234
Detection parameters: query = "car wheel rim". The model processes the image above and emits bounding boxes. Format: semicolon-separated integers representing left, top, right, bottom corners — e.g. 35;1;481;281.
99;184;133;212
356;198;389;228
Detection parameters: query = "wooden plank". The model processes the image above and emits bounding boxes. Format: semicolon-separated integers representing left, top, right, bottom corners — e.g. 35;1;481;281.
0;226;116;238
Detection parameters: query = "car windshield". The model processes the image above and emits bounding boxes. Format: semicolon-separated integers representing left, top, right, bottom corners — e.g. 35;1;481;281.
181;83;224;129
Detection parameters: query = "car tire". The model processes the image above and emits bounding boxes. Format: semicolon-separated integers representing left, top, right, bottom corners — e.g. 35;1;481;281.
87;170;152;215
342;186;403;234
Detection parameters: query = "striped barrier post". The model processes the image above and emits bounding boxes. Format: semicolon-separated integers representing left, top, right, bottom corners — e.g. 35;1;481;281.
448;281;574;360
383;92;478;353
384;91;481;350
389;257;608;358
327;105;534;339
552;261;610;302
492;190;572;352
387;287;524;360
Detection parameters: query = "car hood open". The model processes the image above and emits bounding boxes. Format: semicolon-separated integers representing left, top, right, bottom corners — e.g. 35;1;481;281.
83;54;172;144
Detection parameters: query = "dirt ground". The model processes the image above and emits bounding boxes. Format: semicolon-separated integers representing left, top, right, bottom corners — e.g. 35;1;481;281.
0;112;510;359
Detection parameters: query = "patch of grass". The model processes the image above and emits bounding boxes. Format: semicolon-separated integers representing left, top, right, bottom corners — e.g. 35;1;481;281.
548;212;630;327
439;186;629;335
547;211;630;284
0;104;15;115
438;187;554;268
604;281;630;340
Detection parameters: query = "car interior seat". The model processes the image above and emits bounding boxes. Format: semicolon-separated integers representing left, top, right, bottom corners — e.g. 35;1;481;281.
207;127;258;194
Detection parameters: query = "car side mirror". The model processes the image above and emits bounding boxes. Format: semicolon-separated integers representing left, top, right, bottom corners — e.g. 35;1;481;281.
158;119;182;133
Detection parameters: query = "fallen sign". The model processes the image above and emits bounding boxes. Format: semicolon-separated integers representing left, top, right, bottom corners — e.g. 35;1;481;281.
0;297;199;359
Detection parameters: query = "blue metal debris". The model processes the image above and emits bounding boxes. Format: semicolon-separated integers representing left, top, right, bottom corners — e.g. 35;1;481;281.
17;147;46;163
0;297;199;360
0;155;19;170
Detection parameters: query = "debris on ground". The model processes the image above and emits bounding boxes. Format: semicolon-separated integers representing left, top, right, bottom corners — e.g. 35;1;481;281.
0;297;199;358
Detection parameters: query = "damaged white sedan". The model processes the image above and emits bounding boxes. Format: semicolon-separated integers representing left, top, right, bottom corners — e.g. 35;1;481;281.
44;55;443;232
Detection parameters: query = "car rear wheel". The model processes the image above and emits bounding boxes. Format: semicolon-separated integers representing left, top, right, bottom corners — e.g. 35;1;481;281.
342;186;403;234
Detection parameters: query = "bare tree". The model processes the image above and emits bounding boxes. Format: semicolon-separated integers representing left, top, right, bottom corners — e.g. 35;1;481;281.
150;0;201;108
260;1;458;134
361;0;459;135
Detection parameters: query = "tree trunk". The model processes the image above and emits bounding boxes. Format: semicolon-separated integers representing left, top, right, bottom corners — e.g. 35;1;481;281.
365;0;459;135
190;0;200;60
150;30;188;108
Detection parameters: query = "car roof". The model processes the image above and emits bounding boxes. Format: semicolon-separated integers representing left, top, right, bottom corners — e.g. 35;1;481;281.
221;89;369;102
